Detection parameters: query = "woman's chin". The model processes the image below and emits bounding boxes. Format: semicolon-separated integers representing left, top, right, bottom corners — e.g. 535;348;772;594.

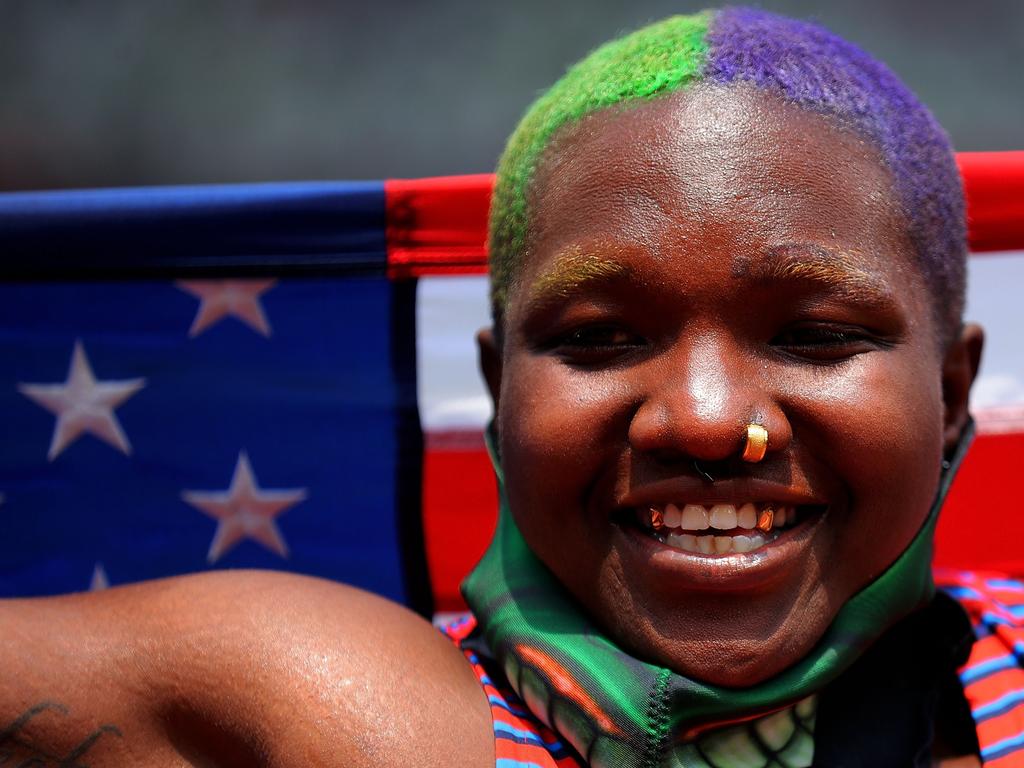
662;649;804;688
605;611;828;689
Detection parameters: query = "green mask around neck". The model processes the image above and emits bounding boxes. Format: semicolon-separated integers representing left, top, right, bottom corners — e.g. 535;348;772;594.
461;421;973;766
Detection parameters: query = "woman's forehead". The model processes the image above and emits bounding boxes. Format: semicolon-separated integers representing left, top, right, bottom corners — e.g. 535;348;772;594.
518;85;917;299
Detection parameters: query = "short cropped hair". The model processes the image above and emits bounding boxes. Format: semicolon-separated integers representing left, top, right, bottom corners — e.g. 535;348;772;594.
488;8;966;336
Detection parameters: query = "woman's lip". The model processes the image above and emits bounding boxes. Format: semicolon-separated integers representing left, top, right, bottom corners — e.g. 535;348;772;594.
613;508;829;593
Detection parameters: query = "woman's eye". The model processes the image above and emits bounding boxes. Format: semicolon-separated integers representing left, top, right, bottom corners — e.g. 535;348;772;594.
772;325;879;360
552;325;644;362
563;326;633;346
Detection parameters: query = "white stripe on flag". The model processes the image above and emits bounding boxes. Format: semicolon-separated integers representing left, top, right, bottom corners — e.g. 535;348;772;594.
417;276;492;431
967;251;1024;414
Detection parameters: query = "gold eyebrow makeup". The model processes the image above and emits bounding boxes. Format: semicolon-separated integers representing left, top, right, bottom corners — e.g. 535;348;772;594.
524;245;633;312
737;243;898;308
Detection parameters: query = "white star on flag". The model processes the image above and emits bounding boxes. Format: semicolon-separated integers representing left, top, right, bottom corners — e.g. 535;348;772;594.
177;279;277;337
18;341;146;461
181;451;307;563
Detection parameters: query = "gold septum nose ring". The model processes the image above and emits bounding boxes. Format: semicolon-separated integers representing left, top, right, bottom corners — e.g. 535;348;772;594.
741;423;769;463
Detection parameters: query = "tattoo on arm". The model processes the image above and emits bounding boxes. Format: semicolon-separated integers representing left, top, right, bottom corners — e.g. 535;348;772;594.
0;701;122;767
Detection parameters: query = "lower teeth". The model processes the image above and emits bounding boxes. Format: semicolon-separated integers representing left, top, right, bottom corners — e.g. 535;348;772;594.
658;530;774;555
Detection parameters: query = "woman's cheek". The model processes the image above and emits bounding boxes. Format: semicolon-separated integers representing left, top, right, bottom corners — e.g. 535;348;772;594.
788;353;943;551
794;351;939;456
502;360;626;463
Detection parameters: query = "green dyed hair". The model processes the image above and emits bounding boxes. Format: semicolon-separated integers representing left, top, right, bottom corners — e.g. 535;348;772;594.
488;12;711;316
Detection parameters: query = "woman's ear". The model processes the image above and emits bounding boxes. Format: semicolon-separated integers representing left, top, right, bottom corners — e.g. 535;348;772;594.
941;322;984;452
477;327;503;413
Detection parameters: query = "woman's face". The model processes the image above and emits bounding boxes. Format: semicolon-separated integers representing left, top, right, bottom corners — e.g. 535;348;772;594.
481;84;980;686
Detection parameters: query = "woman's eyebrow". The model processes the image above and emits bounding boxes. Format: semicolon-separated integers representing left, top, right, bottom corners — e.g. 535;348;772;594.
524;243;898;312
524;246;634;312
733;243;898;307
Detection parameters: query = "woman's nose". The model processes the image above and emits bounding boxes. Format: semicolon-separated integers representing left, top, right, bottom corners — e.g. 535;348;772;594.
626;335;791;464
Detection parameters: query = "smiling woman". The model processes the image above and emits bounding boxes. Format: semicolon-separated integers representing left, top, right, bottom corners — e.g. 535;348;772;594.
467;6;996;767
0;6;1018;768
470;82;975;765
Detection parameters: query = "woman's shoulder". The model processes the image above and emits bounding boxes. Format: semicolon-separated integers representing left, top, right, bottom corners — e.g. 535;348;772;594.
154;569;496;766
2;570;494;767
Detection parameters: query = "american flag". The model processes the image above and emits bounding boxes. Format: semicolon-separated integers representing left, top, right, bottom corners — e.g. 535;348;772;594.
1;158;1023;615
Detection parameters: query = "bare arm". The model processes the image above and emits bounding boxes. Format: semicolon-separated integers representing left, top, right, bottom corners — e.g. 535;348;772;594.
0;587;169;765
0;571;493;767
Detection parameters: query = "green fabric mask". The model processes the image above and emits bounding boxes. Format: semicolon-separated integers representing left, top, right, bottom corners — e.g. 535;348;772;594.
461;422;973;767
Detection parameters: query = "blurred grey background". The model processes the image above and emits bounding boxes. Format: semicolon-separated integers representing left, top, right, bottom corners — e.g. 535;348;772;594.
1;0;1021;192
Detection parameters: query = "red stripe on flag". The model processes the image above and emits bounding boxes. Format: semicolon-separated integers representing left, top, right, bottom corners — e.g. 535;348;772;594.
384;175;492;278
423;434;498;611
937;432;1024;576
958;151;1024;253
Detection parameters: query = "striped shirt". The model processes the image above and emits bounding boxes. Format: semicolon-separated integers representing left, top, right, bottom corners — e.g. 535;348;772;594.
442;613;585;767
937;570;1024;766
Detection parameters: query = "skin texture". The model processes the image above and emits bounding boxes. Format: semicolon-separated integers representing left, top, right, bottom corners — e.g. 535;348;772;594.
479;83;982;690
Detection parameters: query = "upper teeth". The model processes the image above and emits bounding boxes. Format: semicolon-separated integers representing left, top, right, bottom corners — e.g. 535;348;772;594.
649;502;795;533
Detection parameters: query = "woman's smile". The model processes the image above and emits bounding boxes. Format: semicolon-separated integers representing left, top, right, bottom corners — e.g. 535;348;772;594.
481;82;961;686
608;463;837;592
618;501;828;591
